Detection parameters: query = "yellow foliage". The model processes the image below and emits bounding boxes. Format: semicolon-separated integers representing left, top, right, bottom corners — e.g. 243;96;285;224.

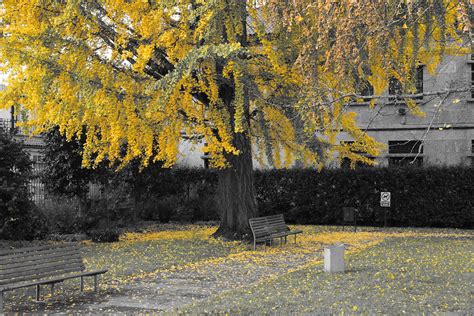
0;0;468;169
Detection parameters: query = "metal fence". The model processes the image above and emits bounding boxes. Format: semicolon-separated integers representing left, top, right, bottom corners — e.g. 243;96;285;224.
30;163;47;205
29;163;102;205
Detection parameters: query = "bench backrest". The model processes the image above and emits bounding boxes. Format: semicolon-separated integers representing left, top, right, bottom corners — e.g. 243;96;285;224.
249;214;289;238
264;214;288;234
0;243;85;286
249;217;271;240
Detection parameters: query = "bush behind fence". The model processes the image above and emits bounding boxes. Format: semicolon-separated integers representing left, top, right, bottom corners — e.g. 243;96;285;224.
37;166;474;233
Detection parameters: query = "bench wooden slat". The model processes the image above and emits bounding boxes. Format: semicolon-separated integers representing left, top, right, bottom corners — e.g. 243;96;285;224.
0;264;84;282
251;227;269;230
0;243;79;256
250;227;268;231
0;244;80;261
0;243;80;258
0;258;83;276
0;249;82;268
0;266;86;286
249;221;268;225
0;261;84;281
249;222;266;226
252;231;269;235
249;225;267;229
0;256;83;276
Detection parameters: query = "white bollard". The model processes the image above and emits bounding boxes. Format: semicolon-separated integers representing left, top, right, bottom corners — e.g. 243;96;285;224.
324;243;345;273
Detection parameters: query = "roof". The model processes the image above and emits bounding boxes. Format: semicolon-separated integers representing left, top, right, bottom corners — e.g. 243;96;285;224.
13;134;45;148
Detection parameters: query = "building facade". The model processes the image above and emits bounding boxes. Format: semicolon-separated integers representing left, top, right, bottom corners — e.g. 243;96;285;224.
336;53;474;168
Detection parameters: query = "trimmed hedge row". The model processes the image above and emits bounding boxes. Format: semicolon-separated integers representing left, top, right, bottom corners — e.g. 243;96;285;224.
168;167;473;228
253;167;474;228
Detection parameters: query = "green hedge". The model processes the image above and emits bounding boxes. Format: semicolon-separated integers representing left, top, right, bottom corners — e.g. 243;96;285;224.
164;167;473;228
40;166;474;231
254;167;474;228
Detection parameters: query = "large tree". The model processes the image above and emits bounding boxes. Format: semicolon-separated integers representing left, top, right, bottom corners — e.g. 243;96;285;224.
0;0;470;239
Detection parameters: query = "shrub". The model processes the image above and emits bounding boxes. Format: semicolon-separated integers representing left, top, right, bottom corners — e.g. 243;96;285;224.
0;131;49;240
131;166;474;228
153;195;179;223
87;229;120;243
37;165;474;230
254;167;474;228
39;198;88;233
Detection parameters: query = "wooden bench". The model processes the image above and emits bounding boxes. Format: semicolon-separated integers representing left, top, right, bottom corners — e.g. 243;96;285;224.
0;243;108;313
249;214;303;250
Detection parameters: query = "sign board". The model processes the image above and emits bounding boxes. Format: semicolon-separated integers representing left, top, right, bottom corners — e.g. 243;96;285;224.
380;192;391;207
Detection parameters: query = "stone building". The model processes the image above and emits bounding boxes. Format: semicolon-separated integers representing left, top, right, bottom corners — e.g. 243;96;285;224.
336;53;474;168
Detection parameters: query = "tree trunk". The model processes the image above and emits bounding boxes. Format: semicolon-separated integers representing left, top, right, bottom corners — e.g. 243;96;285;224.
212;132;258;240
212;1;256;240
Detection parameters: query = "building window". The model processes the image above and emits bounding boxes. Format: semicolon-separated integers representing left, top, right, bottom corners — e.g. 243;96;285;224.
388;77;402;97
389;66;423;101
359;82;374;103
388;140;423;167
201;143;210;169
414;66;423;99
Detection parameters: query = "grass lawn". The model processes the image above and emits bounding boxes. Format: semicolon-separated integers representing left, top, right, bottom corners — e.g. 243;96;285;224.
3;225;473;314
181;235;473;314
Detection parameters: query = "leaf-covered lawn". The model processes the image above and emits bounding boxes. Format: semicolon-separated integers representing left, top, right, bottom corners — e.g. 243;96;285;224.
82;226;245;282
3;225;473;314
181;235;474;314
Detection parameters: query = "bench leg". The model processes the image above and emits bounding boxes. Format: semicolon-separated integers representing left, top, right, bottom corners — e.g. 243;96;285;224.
35;285;41;301
80;276;84;292
253;240;256;251
294;234;297;244
93;275;98;293
50;283;55;296
0;292;4;314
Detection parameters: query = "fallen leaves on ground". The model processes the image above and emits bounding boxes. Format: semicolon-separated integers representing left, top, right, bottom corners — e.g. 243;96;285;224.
4;225;473;314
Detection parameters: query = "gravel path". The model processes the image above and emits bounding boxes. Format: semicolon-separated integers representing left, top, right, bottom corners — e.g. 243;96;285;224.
83;247;323;313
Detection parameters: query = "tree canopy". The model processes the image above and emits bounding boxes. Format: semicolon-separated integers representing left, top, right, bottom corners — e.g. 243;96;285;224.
0;0;471;238
1;0;470;169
